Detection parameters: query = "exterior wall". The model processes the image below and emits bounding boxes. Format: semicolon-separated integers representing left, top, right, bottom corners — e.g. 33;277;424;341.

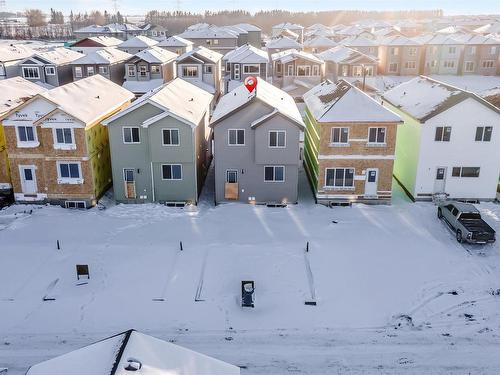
378;45;422;75
423;44;463;75
0;124;11;193
118;46;150;54
303;108;320;194
460;44;500;76
227;61;267;81
177;59;221;94
159;45;192;55
72;63;126;85
246;31;262;48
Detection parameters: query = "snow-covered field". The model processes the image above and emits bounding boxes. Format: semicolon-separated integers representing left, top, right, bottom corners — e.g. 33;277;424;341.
1;170;500;374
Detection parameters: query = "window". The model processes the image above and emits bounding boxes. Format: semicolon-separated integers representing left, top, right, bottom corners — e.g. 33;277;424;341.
443;60;455;68
45;66;56;75
297;65;311;76
490;46;497;55
151;65;161;74
226;170;238;183
54;128;73;146
408;47;417;56
204;65;213;74
469;46;476;55
341;65;348;76
287;65;293;76
312;65;320;76
127;65;136;77
87;66;94;76
57;162;82;182
404;61;416;69
390;47;399;56
448;46;456;54
331;127;349;144
430;60;438;68
206;39;212;45
475;126;492;142
228;129;244;145
162;129;180;145
243;64;259;74
264;166;285;182
482;60;494;68
352;66;363;77
213;39;219;45
388;62;398;72
464;61;475;72
325;168;354;188
275;62;281;73
65;201;86;209
368;127;386;144
452;167;480;178
162;164;182;180
99;66;108;75
139;65;147;77
226;62;231;72
124;168;135;182
17;126;36;142
269;130;286;148
22;66;40;79
182;66;198;77
435;126;451;142
123;127;140;143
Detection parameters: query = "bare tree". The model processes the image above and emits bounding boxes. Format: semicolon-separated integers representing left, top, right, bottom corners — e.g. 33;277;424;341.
25;9;46;27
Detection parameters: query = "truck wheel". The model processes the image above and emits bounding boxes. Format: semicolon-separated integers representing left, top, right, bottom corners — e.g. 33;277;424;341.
456;230;463;243
437;208;443;219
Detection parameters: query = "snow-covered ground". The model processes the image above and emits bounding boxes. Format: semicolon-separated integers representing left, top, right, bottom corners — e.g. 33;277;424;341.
1;169;500;374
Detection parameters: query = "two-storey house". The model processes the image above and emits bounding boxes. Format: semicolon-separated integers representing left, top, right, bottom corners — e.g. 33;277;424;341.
272;22;304;43
222;44;269;92
454;34;500;75
210;78;305;205
377;35;423;75
0;75;134;207
157;36;194;55
103;78;214;205
341;36;378;57
318;45;378;81
303;79;401;205
418;34;464;75
383;76;500;201
178;26;239;54
265;36;303;60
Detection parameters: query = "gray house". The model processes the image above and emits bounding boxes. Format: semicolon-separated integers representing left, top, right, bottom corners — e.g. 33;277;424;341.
318;45;378;81
117;35;159;54
210;78;305;205
70;48;133;85
18;47;84;87
103;78;214;205
157;36;194;55
178;26;239;54
223;44;269;92
228;24;262;48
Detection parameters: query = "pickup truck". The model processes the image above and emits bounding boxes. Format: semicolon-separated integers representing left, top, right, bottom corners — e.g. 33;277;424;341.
437;202;496;244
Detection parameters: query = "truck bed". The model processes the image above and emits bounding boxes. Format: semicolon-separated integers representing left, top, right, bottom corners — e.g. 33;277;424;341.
459;218;496;241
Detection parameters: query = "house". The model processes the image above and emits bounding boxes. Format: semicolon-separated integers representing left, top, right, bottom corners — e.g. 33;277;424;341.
453;34;500;75
228;23;262;47
341;36;378;57
73;23;144;41
0;77;47;199
176;46;223;101
0;75;134;208
272;22;304;43
334;25;374;42
70;48;133;85
0;44;34;79
318;46;378;81
265;36;303;58
18;47;84;87
210;78;305;205
417;34;464;75
383;76;500;201
141;23;168;39
157;35;194;55
102;78;213;205
303;79;401;205
271;49;325;97
122;46;178;96
117;35;159;54
26;330;240;375
303;36;337;53
178;26;239;54
377;35;423;75
223;44;269;91
69;36;123;54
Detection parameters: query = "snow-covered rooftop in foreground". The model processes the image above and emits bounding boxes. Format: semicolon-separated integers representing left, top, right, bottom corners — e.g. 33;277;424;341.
0;77;47;115
303;79;401;123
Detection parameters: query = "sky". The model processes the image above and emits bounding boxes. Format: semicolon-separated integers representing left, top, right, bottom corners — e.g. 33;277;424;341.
3;0;500;15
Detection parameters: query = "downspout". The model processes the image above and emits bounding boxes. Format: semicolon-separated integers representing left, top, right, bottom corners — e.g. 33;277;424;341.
150;161;155;202
193;126;198;204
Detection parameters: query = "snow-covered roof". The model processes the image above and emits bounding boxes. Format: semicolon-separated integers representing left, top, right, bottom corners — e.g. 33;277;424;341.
451;33;500;45
382;76;500;122
26;330;240;375
38;75;133;126
118;35;159;48
179;26;238;39
71;48;132;65
75;23;141;34
266;36;302;50
317;45;377;64
223;44;268;63
303;36;337;48
157;35;194;48
0;77;47;116
211;77;304;129
29;47;84;65
71;36;123;47
379;35;421;46
474;22;500;34
231;23;261;32
131;46;178;64
273;22;304;31
177;46;223;64
122;78;165;94
341;36;377;48
303;79;401;123
436;25;471;34
0;44;34;62
416;34;463;45
271;49;323;64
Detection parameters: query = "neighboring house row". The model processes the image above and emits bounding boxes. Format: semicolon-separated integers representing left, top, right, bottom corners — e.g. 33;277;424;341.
73;23;144;40
69;36;123;53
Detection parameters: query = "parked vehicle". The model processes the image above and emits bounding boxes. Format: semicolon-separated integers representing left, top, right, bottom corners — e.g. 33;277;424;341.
437;201;496;244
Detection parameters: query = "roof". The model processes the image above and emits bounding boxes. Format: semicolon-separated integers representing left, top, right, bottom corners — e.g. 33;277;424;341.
0;44;34;62
474;22;500;34
26;330;240;375
379;35;421;46
131;46;178;64
231;23;261;32
303;36;337;48
70;36;123;48
452;33;500;45
107;78;213;126
272;22;304;31
74;23;141;34
70;48;132;65
414;34;463;45
177;46;223;64
382;76;500;122
303;79;401;123
118;35;159;48
266;36;302;50
179;26;238;39
223;44;268;63
157;35;194;47
29;47;84;65
211;77;304;129
38;75;134;126
341;36;377;47
271;49;323;64
0;77;47;116
122;78;165;94
317;45;377;64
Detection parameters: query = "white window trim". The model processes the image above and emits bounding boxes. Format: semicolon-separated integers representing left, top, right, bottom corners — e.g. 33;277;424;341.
182;65;199;78
127;65;136;77
99;66;109;74
264;165;285;183
226;169;238;183
56;161;84;184
123;127;141;144
204;64;213;74
228;129;245;146
388;62;399;73
367;127;387;146
52;128;76;150
464;61;475;72
151;65;161;74
45;66;56;75
287;64;293;76
330;127;349;146
324;167;355;190
243;64;260;74
268;130;286;148
481;60;495;68
161;164;183;180
296;65;311;76
65;201;87;209
16;125;39;148
312;65;320;76
22;66;40;79
74;66;83;78
162;128;180;146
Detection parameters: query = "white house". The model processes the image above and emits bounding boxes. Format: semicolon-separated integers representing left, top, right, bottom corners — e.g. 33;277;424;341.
383;76;500;201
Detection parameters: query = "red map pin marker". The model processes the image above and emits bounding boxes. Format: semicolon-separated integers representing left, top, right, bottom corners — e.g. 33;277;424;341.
244;76;257;93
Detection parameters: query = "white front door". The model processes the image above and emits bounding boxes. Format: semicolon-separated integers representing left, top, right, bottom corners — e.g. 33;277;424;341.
364;168;378;197
20;166;37;194
434;167;447;193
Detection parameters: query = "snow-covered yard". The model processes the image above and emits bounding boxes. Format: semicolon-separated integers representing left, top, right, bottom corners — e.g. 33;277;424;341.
1;176;500;374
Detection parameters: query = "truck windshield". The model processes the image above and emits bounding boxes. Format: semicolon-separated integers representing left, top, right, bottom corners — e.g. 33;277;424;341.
459;213;481;220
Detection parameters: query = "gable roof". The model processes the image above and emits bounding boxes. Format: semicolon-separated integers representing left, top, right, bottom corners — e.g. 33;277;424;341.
272;22;304;31
0;77;47;116
70;36;123;48
266;36;302;50
303;36;337;48
474;22;500;34
231;23;261;32
105;78;213;127
379;35;421;46
26;47;84;66
317;45;377;64
271;49;323;64
211;77;304;129
71;48;132;65
26;330;240;375
179;26;238;39
303;79;401;123
118;35;159;48
157;35;194;48
341;35;377;48
382;75;500;122
130;46;178;64
223;44;268;63
0;44;34;62
177;46;223;64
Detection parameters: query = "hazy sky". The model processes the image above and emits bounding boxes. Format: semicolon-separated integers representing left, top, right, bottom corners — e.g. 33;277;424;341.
5;0;500;15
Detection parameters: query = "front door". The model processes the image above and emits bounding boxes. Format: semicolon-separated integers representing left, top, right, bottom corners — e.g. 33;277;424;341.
364;168;378;197
123;168;136;199
20;166;37;194
434;167;447;193
225;170;238;200
234;64;240;80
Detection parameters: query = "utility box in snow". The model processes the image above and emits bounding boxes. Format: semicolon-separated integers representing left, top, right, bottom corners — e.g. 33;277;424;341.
241;281;255;308
76;264;90;280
